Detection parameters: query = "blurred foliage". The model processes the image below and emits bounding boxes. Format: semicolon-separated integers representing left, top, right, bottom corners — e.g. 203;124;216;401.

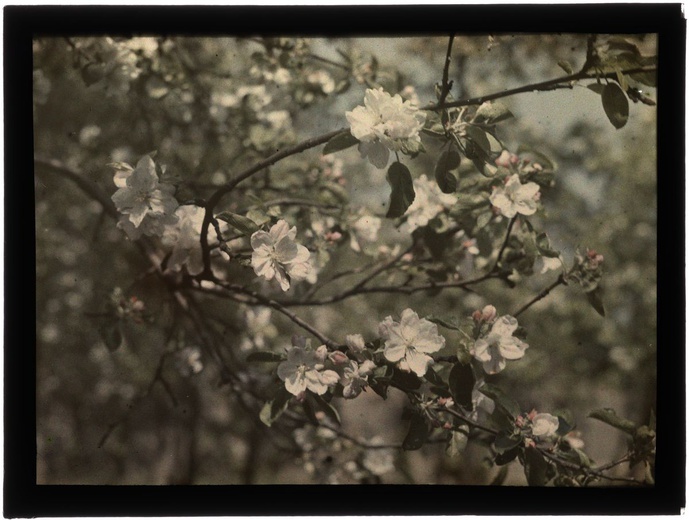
35;34;656;484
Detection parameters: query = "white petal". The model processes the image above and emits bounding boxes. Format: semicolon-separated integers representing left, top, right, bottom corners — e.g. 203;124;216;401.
491;316;519;337
404;349;433;376
384;344;407;363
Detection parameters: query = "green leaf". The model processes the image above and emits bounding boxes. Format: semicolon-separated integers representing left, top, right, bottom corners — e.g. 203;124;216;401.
588;408;636;435
557;60;574;75
368;378;389;400
245;351;284;363
475;101;514;124
630;70;656;87
259;387;291;427
424;366;446;387
524;447;549;486
216;211;260;236
385;162;415;218
536;233;560;258
465;125;492;156
587;83;605;95
309;393;341;426
601;83;629;129
494;432;522;454
426;315;462;331
434;149;460;194
478;384;520;419
99;321;124;352
585;286;606;317
446;429;469;457
390;367;422;391
448;362;475;410
322;131;359;155
494;446;520;466
402;411;430;450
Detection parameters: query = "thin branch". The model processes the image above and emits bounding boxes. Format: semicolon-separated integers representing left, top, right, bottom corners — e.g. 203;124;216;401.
199;128;348;278
438;34;455;106
422;66;657;111
513;274;566;317
493;216;516;272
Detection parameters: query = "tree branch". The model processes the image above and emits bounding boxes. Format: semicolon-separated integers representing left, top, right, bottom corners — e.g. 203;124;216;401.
513;274;566;317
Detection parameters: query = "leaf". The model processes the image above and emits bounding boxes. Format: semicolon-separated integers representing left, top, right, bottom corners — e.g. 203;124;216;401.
535;233;560;258
390;367;422;391
424;366;446;387
494;446;520;466
478;384;520;419
402;411;429;450
259;387;291;427
465;125;492;156
448;362;475;410
245;351;284;363
322;131;359;155
494;432;522;454
368;378;389;400
524;447;549;486
426;315;462;331
557;60;574;75
587;83;605;95
475;101;514;124
588;408;636;435
585;286;606;317
310;393;341;426
216;211;260;236
99;321;124;352
446;429;469;457
434;149;460;194
601;83;629;129
385;162;415;218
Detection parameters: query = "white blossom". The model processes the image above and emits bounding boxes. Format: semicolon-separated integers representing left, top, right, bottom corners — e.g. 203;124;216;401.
402;174;457;232
239;307;278;351
277;346;340;396
345;334;366;353
471;315;529;374
341;360;376;398
346;87;426;168
175;346;203;377
349;215;382;253
111;155;178;229
161;205;213;276
489;174;540;218
362;439;395;475
531;413;560;438
534;255;562;274
379;308;445;377
251;220;314;291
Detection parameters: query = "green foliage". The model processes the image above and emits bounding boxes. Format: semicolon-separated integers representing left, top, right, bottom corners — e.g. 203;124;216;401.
385;161;415;218
402;410;430;451
322;131;359;155
434;149;461;193
601;83;629;129
216;211;261;236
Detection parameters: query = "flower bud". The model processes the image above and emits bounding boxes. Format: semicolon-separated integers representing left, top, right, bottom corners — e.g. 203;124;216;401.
481;305;497;322
328;350;349;365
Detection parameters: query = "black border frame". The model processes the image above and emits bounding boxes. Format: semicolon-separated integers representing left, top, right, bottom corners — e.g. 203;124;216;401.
6;4;685;516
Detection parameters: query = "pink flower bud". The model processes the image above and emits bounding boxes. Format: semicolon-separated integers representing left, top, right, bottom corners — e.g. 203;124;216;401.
328;351;349;365
515;415;526;428
510;154;520;165
481;305;497;322
495;150;512;168
442;422;453;430
472;310;483;322
524;438;536;448
527;409;538;421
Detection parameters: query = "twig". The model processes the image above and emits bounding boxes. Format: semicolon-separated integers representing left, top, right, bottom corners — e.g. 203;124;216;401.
422;66;657;111
513;274;566;317
199;128;348;278
438;34;455;106
493;216;516;272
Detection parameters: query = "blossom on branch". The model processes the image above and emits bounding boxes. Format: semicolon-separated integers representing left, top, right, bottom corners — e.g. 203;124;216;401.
489;174;540;218
277;345;340;396
251;220;314;291
161;204;221;276
471;315;528;374
531;412;560;438
341;359;376;398
402;174;457;232
111;155;178;229
346;87;426;168
379;308;445;376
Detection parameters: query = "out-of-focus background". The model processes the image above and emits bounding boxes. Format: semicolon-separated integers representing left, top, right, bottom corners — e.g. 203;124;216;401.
35;34;656;484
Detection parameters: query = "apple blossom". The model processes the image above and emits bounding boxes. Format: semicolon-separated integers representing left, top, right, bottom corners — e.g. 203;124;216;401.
471;315;529;374
277;345;340;396
379;308;445;376
111;155;179;229
251;220;315;291
341;359;376;398
346;87;426;168
161;204;220;276
489;174;540;218
349;215;382;253
531;413;560;438
402;174;457;232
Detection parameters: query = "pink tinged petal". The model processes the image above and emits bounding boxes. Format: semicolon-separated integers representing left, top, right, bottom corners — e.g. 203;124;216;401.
251;230;274;250
412;320;445;353
483;355;506;375
273;265;291;291
284;371;308;396
270;220;292;242
290;244;311;264
304;371;327;395
471;339;492;363
286;260;311;281
319;369;340;386
113;170;132;188
404;349;433;377
384;343;407;363
274;236;299;263
491;316;519;337
499;338;528;360
346;106;378;141
251;250;276;279
518;182;540;199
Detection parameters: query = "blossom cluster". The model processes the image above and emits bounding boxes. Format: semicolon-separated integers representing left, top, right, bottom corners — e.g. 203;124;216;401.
346;87;426;168
470;305;529;375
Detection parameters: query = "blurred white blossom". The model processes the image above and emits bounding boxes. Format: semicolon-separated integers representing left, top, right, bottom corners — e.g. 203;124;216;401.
277;345;340;396
531;413;560;438
349;214;382;253
402;174;457;232
489;174;540;218
161;205;215;276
